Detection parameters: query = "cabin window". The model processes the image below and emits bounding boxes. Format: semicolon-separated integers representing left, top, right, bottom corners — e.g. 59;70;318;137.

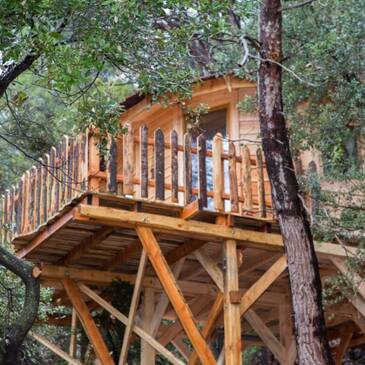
197;108;227;147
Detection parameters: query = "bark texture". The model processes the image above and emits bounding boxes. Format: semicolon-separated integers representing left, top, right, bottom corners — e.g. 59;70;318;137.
258;1;334;364
0;246;40;365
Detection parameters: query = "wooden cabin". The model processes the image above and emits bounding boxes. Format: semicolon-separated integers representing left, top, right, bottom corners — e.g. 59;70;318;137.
1;76;364;365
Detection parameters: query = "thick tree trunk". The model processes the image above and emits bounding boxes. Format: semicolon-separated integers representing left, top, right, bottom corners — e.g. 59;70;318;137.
0;246;40;365
258;1;334;364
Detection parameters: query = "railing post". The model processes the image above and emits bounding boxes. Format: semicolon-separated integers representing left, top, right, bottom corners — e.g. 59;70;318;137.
213;133;224;211
140;125;149;199
228;142;239;213
256;147;266;218
170;129;179;203
240;145;253;213
197;134;207;208
123;123;135;196
184;133;193;205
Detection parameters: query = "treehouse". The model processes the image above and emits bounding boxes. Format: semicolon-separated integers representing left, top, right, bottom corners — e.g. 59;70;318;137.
1;76;364;365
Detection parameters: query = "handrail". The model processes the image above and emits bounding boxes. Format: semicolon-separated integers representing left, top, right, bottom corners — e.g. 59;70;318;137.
1;124;273;243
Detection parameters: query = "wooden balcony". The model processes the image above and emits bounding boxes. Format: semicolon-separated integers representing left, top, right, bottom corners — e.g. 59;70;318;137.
1;125;274;243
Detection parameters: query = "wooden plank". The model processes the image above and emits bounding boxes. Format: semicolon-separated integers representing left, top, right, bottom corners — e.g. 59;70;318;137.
154;128;165;201
60;227;114;265
119;249;147;365
136;226;216;365
228;143;239;213
62;279;114;365
165;239;206;265
256;148;266;218
197;134;207;207
78;205;283;248
123;123;134;195
150;258;186;337
188;292;224;365
30;331;82;365
194;248;224;292
141;287;155;365
223;240;242;365
245;309;284;363
101;239;140;271
36;162;42;228
29;166;36;231
140;125;149;198
170;129;179;203
184;133;193;205
16;209;75;258
79;283;185;365
22;172;30;233
49;147;56;217
241;145;252;212
61;135;69;207
55;142;62;212
106;136;117;194
240;255;287;315
213;133;224;211
180;199;201;220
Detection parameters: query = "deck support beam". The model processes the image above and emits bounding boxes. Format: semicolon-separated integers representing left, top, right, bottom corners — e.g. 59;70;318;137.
223;240;242;365
69;308;78;362
136;226;216;365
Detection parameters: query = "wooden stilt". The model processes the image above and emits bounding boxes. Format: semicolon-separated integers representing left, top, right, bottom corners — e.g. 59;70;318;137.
136;226;216;365
119;249;147;365
223;240;242;365
279;296;296;365
141;287;155;365
62;279;114;365
79;283;185;365
335;325;353;365
69;308;78;362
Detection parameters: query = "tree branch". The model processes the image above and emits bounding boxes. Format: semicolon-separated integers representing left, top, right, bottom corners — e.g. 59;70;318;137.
0;246;40;364
279;0;315;12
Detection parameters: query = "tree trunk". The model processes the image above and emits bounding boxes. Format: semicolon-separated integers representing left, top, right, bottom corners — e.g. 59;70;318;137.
258;1;334;364
0;246;40;365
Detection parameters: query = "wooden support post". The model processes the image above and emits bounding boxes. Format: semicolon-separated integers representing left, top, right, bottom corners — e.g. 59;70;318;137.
335;325;353;365
136;226;216;365
141;287;156;365
213;133;224;211
62;279;114;365
79;283;185;365
119;249;147;365
279;296;296;365
223;240;242;365
69;308;78;362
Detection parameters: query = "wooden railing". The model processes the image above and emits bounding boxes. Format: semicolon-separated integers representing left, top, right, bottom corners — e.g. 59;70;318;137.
1;125;273;242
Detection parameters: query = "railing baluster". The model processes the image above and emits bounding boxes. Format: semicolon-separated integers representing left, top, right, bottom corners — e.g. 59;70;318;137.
170;129;178;204
23;171;30;233
140;125;148;198
67;138;74;201
106;135;117;194
73;137;79;198
10;186;15;241
197;134;207;208
229;142;239;213
184;133;193;205
55;142;62;212
29;166;36;232
123;123;135;196
17;176;24;236
213;133;224;211
49;147;56;217
81;132;88;191
155;128;165;201
36;162;42;228
256;147;266;218
0;195;4;243
4;191;9;241
241;145;253;213
43;154;49;223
